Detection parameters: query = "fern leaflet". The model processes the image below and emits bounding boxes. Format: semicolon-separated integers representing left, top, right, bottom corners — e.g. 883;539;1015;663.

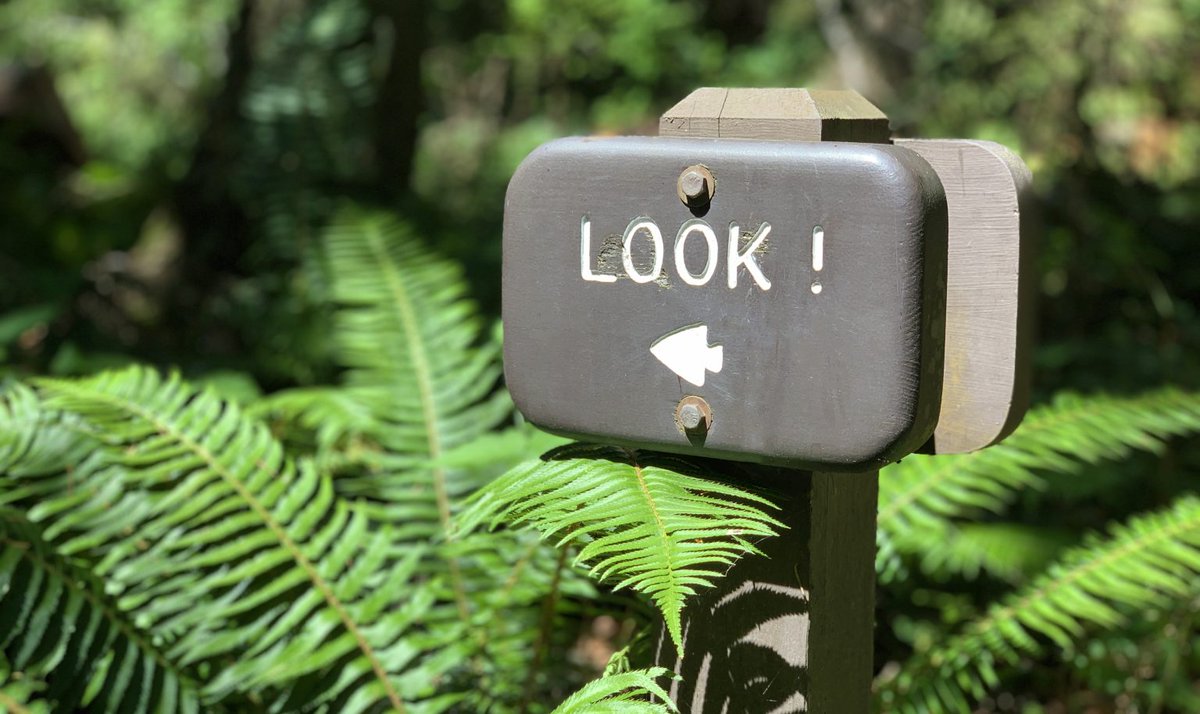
548;668;676;714
459;444;782;654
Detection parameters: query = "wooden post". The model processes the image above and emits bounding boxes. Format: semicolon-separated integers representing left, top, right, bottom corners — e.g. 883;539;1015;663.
654;470;878;713
652;89;891;713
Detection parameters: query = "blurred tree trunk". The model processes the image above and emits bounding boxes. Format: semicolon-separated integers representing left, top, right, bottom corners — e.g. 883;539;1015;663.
371;0;424;201
164;0;258;354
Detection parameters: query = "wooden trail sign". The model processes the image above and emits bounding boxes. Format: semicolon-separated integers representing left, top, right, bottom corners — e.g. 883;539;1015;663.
501;87;1034;713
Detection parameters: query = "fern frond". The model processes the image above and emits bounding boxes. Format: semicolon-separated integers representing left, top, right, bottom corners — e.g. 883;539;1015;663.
259;209;531;660
440;529;602;712
549;668;676;714
31;366;464;712
459;444;783;654
877;495;1200;713
878;389;1200;579
316;208;512;521
0;520;205;713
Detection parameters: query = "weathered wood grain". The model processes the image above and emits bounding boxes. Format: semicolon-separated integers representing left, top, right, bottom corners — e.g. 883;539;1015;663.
659;87;728;137
896;139;1035;454
660;88;890;143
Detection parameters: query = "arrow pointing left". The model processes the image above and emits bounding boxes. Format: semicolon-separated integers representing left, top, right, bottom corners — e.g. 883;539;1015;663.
650;324;724;387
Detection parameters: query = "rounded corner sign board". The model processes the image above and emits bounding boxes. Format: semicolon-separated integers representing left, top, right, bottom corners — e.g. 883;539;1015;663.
502;136;949;470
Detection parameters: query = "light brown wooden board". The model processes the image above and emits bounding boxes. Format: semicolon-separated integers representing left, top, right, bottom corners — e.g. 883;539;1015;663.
659;87;890;143
895;139;1034;454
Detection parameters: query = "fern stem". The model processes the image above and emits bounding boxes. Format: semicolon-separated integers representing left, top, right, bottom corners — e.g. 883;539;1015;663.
628;450;676;594
64;389;409;713
363;222;474;630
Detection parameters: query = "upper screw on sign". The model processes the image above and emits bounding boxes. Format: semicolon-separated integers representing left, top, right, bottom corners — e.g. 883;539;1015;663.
677;165;715;208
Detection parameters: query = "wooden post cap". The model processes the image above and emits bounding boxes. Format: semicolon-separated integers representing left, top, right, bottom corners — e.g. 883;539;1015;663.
659;88;890;143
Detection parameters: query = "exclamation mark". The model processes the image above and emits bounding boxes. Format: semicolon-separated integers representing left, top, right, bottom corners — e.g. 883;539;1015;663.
811;225;824;294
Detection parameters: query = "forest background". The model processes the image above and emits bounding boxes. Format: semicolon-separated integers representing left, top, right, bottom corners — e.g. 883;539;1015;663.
2;0;1200;712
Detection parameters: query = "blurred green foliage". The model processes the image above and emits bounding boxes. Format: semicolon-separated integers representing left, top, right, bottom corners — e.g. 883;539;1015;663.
2;0;1199;710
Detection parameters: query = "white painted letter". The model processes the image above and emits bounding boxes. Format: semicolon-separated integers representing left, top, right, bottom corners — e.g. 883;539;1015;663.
727;222;772;290
622;217;664;284
580;216;617;283
673;219;719;286
812;225;824;272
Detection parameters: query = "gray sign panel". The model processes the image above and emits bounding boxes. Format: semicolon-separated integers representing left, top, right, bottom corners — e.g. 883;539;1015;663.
503;137;948;470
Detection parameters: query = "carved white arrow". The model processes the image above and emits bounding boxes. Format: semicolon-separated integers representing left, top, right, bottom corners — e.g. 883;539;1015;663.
651;324;723;387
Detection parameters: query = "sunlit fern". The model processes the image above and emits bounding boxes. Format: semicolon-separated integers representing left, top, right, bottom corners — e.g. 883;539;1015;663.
4;369;465;713
547;667;676;714
876;495;1200;713
459;443;783;654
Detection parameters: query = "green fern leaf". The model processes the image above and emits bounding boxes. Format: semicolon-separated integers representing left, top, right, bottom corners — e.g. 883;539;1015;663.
877;495;1200;713
0;681;49;714
0;519;205;713
459;444;783;654
259;209;593;706
549;668;676;714
30;366;464;712
315;208;512;517
878;389;1200;580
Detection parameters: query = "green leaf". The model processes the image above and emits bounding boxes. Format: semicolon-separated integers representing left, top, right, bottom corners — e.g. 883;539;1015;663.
902;522;1078;584
264;209;514;528
0;304;57;347
549;668;677;714
460;444;782;654
0;520;203;713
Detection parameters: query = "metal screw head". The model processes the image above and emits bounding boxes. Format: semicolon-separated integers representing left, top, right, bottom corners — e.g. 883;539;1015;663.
679;403;703;429
675;395;712;433
677;165;715;208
